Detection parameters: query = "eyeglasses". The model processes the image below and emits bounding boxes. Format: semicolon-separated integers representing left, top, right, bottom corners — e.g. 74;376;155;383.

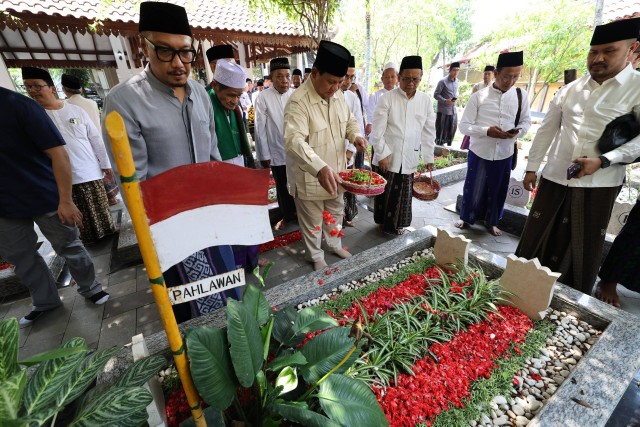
142;37;196;64
344;74;356;81
401;77;421;84
23;84;50;92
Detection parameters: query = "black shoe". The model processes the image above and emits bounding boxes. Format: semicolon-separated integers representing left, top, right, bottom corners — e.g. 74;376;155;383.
89;291;110;305
19;310;46;328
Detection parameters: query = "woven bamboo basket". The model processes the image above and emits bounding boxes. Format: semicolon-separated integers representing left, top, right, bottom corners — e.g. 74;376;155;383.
412;171;441;201
340;170;387;196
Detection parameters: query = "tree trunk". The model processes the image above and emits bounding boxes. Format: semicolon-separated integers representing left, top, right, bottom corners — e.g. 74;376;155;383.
593;0;604;26
365;0;371;93
529;67;539;107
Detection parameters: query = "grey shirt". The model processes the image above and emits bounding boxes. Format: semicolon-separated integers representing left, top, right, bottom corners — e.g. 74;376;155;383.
433;76;458;115
103;65;220;181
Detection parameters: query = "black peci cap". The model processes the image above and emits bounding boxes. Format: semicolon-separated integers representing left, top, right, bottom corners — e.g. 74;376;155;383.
313;40;351;77
138;2;191;36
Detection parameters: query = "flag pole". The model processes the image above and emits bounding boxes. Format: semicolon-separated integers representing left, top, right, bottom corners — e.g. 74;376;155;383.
105;112;206;427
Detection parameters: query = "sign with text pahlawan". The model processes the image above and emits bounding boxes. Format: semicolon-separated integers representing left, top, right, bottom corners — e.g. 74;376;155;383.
167;268;246;305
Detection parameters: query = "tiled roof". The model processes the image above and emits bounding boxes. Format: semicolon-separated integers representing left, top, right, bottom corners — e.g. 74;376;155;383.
2;0;303;36
603;0;640;21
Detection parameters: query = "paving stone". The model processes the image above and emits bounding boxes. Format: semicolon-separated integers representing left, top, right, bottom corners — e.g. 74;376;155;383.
108;266;137;286
91;253;112;277
98;310;137;349
20;333;65;359
0;301;11;319
26;303;72;338
136;303;160;326
103;289;155;319
106;278;137;299
136;318;165;338
86;236;115;257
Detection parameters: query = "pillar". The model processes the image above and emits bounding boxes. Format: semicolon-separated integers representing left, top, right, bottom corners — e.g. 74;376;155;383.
0;54;16;90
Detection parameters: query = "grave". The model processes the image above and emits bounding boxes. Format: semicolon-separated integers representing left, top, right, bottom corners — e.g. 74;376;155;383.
99;225;640;426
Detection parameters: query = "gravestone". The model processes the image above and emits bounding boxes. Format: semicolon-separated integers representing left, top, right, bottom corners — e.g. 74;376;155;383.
505;177;530;208
607;201;635;235
499;254;559;320
434;227;472;267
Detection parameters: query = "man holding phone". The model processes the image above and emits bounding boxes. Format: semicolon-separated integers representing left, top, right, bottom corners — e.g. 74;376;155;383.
516;17;640;296
455;51;531;236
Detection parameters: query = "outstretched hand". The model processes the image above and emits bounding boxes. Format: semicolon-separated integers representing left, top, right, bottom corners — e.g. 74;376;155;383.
317;166;343;197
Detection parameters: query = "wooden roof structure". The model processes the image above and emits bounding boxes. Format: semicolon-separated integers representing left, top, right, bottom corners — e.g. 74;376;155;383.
0;0;313;70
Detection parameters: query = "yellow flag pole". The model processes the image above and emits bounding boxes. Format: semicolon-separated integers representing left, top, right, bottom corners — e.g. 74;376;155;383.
105;111;206;427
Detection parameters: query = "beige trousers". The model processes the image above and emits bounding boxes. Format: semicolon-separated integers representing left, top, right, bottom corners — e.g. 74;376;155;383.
294;196;345;262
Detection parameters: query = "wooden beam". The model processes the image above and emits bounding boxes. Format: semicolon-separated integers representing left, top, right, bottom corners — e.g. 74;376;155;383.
53;31;70;60
0;47;113;55
4;58;117;68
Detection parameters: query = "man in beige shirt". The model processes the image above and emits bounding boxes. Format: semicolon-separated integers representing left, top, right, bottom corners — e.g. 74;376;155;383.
284;40;367;270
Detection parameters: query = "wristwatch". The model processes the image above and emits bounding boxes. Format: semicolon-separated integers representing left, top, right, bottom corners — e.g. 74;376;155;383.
598;155;611;169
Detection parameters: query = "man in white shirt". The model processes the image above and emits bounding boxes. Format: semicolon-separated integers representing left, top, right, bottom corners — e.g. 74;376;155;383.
516;17;640;296
455;52;531;236
254;57;296;230
292;69;303;88
61;74;101;131
372;55;436;235
341;57;366;226
366;62;398;138
472;65;494;94
205;44;234;92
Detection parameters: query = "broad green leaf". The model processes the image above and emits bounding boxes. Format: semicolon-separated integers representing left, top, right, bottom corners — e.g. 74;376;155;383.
300;328;359;384
55;346;121;408
179;406;225;427
23;337;87;414
11;407;58;427
267;352;307;372
294;307;338;334
108;408;148;426
317;374;388;427
185;326;238;410
275;366;298;395
114;355;166;388
271;400;340;427
19;347;87;367
243;284;270;326
262;317;275;361
0;319;19;381
69;386;152;426
272;306;302;346
226;299;263;387
0;369;26;420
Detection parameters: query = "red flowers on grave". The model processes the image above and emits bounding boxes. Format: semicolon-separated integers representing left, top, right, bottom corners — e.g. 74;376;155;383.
258;231;302;253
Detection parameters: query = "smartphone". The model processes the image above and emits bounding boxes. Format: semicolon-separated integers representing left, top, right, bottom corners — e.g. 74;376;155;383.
451;97;457;101
567;162;581;180
507;128;521;134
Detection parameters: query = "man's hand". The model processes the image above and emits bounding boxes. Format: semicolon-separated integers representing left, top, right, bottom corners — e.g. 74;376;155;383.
574;157;602;178
446;99;455;106
365;124;373;137
378;156;391;173
58;200;83;228
317;166;343;197
260;160;271;169
523;172;537;191
102;168;114;179
354;136;368;152
487;126;512;139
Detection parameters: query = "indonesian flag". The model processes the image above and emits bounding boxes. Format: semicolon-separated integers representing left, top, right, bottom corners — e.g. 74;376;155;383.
140;162;273;272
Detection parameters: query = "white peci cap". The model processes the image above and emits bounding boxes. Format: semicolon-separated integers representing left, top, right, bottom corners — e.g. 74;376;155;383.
213;59;246;89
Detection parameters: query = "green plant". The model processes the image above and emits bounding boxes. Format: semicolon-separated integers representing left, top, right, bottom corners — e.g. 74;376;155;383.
0;318;166;426
184;283;388;426
345;266;505;387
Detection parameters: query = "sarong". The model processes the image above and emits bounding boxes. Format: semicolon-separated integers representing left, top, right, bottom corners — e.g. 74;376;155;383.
459;151;512;227
373;167;413;233
515;178;620;294
599;200;640;291
71;179;116;245
435;112;457;146
164;245;241;323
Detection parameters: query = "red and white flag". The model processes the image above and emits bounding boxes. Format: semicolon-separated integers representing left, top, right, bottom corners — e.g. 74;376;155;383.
140;162;273;272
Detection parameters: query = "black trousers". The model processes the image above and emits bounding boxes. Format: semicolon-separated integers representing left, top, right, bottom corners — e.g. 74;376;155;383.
271;165;297;222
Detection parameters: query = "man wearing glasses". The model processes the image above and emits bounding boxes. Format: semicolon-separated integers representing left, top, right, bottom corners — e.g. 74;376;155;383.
371;56;436;235
103;2;236;323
